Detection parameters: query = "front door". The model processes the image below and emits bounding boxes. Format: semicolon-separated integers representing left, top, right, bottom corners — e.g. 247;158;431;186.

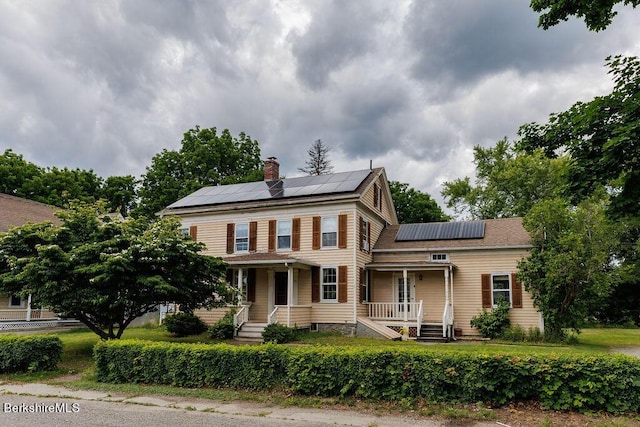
275;272;288;306
394;274;415;312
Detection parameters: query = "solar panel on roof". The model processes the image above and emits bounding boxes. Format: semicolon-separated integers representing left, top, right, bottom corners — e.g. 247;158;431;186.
166;169;371;209
395;221;485;241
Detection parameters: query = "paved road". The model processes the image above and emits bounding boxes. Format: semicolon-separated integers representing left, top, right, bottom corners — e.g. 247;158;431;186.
0;383;495;427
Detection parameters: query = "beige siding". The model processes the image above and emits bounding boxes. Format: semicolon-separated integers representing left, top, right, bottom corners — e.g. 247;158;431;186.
360;176;394;224
449;249;539;336
194;307;231;325
249;269;269;322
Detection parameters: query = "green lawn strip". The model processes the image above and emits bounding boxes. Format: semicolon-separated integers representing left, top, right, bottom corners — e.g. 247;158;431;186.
577;328;640;349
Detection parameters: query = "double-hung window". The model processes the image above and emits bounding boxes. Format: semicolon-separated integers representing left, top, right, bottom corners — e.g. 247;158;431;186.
491;274;511;306
321;267;337;302
9;294;23;308
277;220;292;251
361;218;370;251
321;216;337;248
235;223;249;252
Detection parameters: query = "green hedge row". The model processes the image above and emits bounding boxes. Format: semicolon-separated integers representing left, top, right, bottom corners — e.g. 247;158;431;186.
0;335;62;372
94;341;640;413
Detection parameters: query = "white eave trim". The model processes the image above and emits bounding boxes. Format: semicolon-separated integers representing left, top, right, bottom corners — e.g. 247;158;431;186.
372;244;533;253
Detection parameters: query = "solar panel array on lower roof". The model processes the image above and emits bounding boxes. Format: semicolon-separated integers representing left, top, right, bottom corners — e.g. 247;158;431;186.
166;169;371;209
395;221;485;241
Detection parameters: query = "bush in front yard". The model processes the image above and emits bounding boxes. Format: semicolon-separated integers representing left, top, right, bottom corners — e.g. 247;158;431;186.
94;340;640;413
262;323;297;343
209;309;235;340
164;312;208;337
470;300;511;338
0;335;62;372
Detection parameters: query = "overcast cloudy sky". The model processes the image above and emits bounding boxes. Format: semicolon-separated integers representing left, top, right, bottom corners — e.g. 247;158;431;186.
1;1;639;212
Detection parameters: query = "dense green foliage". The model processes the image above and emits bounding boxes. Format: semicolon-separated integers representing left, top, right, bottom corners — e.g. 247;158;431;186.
209;310;235;340
518;198;618;338
95;340;640;413
262;323;297;343
135;126;263;218
163;312;208;337
0;203;230;340
469;301;511;339
0;149;135;214
441;139;568;219
389;181;449;223
0;335;62;372
530;0;639;31
517;56;640;325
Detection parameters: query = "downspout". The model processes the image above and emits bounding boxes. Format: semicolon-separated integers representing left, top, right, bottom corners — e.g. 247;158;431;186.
450;265;456;340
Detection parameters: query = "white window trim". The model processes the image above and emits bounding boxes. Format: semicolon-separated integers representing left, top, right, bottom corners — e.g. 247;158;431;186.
235;222;249;253
320;265;338;303
321;215;338;249
8;294;24;308
491;272;512;307
276;219;292;252
233;270;249;303
431;253;449;262
362;218;370;252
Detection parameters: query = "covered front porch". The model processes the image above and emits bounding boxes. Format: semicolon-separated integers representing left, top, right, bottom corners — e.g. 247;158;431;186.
224;253;317;333
364;262;455;339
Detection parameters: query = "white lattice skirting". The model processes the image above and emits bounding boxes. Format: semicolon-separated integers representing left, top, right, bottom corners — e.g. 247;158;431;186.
0;320;81;331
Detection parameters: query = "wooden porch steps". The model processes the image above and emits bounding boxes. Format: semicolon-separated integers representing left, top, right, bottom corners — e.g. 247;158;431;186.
236;322;267;341
417;324;448;342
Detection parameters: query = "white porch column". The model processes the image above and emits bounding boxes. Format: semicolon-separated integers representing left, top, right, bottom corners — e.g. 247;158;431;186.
403;268;408;322
237;268;244;306
444;268;450;304
287;264;293;327
26;294;32;322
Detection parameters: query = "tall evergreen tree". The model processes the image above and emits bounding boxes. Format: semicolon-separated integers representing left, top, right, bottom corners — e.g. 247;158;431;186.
298;139;333;176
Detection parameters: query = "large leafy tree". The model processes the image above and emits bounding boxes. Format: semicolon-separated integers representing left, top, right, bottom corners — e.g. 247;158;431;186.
298;139;333;176
0;149;43;196
517;56;640;324
517;197;618;338
389;181;449;223
136;126;263;218
101;175;138;217
530;0;639;31
441;139;568;219
0;203;229;339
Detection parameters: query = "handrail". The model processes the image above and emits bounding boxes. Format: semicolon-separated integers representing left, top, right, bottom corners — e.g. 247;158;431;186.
442;302;453;338
267;306;279;325
233;305;249;333
416;300;423;337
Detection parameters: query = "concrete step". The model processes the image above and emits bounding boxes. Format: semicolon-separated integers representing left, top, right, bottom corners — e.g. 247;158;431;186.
236;322;267;340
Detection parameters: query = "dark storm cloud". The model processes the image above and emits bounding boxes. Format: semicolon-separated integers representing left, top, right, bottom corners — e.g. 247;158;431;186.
290;0;387;90
404;0;607;96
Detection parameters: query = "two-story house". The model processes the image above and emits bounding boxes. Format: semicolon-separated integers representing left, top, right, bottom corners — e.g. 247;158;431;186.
160;158;542;339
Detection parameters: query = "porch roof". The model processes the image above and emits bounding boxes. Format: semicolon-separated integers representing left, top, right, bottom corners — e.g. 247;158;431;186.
223;252;319;269
366;261;455;271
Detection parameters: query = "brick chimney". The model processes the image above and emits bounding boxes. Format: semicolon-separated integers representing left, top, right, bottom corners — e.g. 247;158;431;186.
264;157;280;181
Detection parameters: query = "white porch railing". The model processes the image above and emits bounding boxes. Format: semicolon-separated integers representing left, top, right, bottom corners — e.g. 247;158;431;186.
233;304;250;332
367;302;421;321
416;301;424;337
442;302;453;338
0;309;58;321
267;306;279;325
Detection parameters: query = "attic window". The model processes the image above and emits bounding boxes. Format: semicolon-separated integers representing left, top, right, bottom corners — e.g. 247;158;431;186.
431;253;449;262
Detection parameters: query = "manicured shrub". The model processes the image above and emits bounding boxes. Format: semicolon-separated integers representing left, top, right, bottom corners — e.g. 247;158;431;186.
209;309;235;340
470;300;511;338
0;335;62;372
262;323;297;343
94;340;640;413
164;312;207;337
